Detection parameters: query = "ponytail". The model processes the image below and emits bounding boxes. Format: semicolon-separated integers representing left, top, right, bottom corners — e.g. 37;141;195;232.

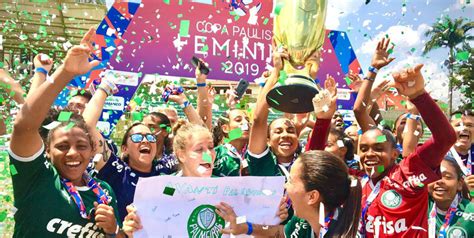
329;175;362;238
299;151;362;238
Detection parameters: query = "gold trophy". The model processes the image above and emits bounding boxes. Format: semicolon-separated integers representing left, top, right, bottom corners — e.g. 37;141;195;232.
267;0;327;113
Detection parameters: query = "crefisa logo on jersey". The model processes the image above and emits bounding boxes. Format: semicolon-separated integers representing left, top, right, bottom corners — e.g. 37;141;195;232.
381;190;402;209
187;204;225;238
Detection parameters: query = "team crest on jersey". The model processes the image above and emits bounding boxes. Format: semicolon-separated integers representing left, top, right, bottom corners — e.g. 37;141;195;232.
447;227;468;238
381;190;402;209
187;204;225;238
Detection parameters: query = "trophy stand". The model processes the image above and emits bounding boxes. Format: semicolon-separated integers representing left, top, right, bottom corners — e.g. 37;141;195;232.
266;74;319;113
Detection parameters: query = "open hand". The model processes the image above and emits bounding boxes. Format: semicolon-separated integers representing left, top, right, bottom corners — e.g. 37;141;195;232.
371;38;395;69
63;28;100;76
313;75;338;119
391;64;426;99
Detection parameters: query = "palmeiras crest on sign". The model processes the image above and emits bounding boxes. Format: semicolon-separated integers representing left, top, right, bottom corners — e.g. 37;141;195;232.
187;204;225;238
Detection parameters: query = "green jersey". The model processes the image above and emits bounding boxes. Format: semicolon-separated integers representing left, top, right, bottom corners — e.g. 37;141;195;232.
285;216;313;238
8;145;121;238
212;144;243;177
428;197;474;238
246;147;288;177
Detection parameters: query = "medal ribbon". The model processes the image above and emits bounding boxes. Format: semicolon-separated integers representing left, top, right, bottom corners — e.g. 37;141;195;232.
429;194;460;238
359;180;382;237
60;173;109;219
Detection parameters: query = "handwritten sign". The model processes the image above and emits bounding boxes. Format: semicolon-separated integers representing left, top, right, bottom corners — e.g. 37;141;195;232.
133;176;285;238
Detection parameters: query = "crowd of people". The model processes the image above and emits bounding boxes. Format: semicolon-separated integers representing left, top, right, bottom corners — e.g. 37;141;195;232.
1;27;473;238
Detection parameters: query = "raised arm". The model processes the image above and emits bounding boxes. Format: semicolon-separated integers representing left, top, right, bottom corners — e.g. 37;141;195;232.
26;54;54;100
10;28;99;157
82;78;118;170
167;88;204;126
306;75;338;151
353;38;395;132
401;100;421;157
392;64;456;168
195;60;212;129
248;44;287;155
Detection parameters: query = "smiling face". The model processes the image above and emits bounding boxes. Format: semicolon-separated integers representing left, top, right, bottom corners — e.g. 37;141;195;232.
358;129;398;179
428;160;463;207
331;111;344;130
48;126;93;186
269;118;299;160
121;124;157;171
451;114;473;153
223;109;250;141
177;132;215;177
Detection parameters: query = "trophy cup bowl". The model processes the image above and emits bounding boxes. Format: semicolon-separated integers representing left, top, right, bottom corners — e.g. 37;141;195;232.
266;0;327;113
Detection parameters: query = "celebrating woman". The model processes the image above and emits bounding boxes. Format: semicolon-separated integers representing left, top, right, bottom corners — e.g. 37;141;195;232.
284;151;362;238
8;28;125;237
428;155;473;237
212;109;250;176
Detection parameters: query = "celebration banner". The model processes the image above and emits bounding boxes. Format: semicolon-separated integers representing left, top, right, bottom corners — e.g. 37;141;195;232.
133;176;285;238
317;30;363;122
54;0;363;135
109;0;274;80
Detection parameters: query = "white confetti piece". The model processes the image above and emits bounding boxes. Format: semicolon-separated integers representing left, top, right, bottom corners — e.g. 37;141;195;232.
413;130;420;136
62;41;73;51
197;165;207;174
322;105;329;112
92;154;103;163
337;140;345;148
241;159;249;168
106;28;116;37
262;189;273;196
241;123;249;131
407;81;415;87
236;216;247;224
351;179;358;187
40;54;49;61
42;121;61;130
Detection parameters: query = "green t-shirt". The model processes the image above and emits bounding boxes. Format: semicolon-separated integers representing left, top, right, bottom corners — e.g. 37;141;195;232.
212;144;241;177
8;145;121;238
428;197;474;238
245;147;286;176
285;216;313;238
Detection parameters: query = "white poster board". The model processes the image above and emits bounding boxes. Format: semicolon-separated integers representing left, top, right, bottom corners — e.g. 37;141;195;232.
133;176;285;238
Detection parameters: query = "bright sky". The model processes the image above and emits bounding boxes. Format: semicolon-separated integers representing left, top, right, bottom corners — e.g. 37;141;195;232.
325;0;473;107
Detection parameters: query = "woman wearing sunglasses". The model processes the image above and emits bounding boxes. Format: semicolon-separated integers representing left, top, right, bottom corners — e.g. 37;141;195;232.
8;29;125;237
83;79;163;223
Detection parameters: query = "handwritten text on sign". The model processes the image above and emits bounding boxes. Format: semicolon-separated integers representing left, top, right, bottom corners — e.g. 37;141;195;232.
133;176;285;238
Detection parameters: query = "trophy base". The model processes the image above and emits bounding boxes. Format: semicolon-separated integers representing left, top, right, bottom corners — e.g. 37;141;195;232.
266;75;319;113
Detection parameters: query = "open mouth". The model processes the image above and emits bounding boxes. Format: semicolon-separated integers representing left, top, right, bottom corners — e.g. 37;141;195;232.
458;131;470;141
139;146;151;154
279;141;293;150
65;161;82;168
433;186;447;196
199;163;212;169
364;159;380;170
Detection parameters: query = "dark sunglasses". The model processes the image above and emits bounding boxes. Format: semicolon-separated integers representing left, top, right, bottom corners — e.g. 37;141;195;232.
130;133;157;143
